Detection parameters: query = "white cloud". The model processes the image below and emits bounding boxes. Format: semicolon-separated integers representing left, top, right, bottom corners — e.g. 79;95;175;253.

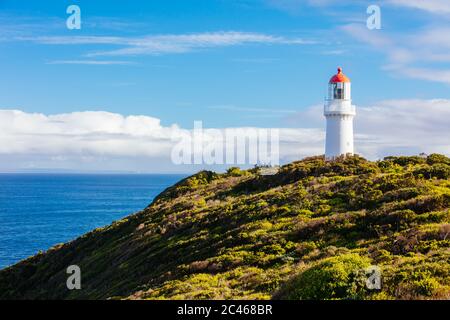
390;66;450;84
288;99;450;160
18;35;130;45
341;24;392;49
264;0;364;13
387;0;450;15
355;99;450;158
46;60;134;65
295;0;450;16
0;110;180;157
0;109;319;172
321;49;347;55
208;105;297;114
343;24;450;85
18;32;314;57
0;99;449;172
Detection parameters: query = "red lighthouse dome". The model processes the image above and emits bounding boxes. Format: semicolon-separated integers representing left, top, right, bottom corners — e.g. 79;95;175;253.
329;67;350;83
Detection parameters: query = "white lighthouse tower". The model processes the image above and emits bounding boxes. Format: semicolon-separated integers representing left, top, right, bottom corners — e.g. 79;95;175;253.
324;67;356;160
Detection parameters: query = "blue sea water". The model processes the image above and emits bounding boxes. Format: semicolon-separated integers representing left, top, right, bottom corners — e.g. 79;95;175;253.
0;174;186;270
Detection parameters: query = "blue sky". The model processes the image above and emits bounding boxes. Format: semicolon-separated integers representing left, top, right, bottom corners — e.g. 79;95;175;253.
0;0;450;172
1;0;448;127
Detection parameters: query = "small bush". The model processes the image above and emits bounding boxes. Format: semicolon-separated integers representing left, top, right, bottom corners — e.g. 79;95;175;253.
227;167;245;177
427;154;450;166
274;253;371;300
413;277;440;296
383;156;426;167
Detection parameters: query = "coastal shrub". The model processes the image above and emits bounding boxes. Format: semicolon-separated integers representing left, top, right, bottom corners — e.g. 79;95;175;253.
295;241;318;256
413;164;450;180
403;195;447;214
2;154;449;300
383;156;426;167
154;170;218;202
427;154;450;166
382;188;422;203
440;224;450;240
227;167;245;177
413;277;440;296
274;253;371;300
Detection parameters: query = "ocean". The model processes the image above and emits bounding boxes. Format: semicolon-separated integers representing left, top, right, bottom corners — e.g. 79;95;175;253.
0;174;187;270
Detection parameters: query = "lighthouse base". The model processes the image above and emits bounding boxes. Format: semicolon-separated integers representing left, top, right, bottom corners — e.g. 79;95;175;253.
325;114;354;160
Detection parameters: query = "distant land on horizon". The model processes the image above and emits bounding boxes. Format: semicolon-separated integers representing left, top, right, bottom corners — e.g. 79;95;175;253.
0;169;193;175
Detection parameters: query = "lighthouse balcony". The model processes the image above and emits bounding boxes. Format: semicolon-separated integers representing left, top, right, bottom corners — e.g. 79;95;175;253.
324;100;356;116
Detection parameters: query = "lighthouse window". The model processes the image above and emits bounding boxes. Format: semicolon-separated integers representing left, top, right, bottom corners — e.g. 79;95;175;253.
333;83;344;99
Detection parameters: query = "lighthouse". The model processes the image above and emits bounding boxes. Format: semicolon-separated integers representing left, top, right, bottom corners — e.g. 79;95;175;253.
324;67;356;160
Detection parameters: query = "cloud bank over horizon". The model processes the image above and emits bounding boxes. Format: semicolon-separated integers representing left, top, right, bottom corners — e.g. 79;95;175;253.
0;98;449;173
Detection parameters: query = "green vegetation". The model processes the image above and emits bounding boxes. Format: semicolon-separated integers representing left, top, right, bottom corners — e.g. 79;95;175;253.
274;253;371;300
0;154;449;300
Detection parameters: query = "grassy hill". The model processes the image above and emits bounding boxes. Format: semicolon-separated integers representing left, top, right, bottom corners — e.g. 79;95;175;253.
1;154;449;300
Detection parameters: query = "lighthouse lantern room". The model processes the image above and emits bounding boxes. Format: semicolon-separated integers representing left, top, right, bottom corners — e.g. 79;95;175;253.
324;67;356;160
